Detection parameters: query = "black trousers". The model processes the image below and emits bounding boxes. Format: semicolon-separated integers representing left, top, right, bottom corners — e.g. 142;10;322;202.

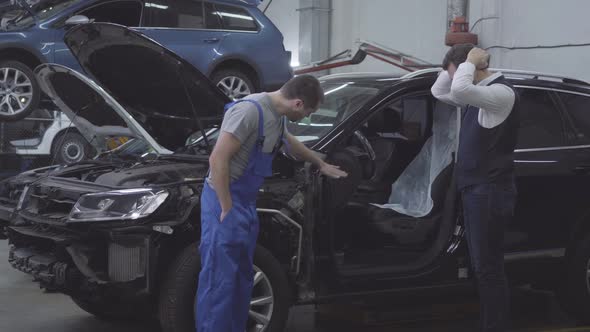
461;182;517;332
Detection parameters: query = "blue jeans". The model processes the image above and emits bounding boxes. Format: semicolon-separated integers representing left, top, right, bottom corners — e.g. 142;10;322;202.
461;182;517;332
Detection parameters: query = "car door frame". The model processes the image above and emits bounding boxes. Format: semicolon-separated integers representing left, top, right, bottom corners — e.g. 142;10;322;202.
541;84;590;254
309;77;465;296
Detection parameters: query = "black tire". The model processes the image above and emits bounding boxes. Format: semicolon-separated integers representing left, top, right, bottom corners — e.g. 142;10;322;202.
70;296;153;321
559;233;590;324
158;242;291;332
211;68;256;100
0;60;40;122
51;132;94;165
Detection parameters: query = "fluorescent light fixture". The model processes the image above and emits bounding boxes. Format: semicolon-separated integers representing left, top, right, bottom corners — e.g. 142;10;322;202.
145;3;168;9
515;160;558;163
324;84;349;95
295;123;333;127
213;11;253;21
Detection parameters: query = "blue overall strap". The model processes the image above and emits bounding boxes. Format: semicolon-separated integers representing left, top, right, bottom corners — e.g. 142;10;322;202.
271;116;287;155
280;117;291;154
224;99;265;148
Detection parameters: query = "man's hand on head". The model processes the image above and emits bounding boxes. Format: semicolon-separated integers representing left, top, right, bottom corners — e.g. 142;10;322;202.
467;48;490;70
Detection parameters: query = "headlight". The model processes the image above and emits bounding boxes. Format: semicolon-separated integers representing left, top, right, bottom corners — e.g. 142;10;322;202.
16;185;29;210
68;188;169;222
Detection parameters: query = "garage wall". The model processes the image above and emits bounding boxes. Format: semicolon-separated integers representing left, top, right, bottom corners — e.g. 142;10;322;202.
326;0;590;82
469;0;590;82
329;0;448;75
264;0;590;82
259;0;301;66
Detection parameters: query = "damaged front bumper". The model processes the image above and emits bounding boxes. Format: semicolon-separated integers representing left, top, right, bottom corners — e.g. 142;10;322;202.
0;203;14;223
8;225;155;297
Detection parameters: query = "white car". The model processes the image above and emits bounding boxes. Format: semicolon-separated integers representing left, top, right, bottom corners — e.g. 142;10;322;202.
3;107;94;164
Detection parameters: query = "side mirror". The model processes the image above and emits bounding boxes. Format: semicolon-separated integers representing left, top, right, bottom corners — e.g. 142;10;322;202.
64;15;91;26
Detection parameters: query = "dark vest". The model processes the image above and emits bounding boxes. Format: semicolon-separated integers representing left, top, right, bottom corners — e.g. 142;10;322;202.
456;75;520;190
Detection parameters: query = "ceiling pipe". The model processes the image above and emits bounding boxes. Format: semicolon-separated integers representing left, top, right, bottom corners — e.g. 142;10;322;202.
445;0;478;46
447;0;467;28
297;0;332;73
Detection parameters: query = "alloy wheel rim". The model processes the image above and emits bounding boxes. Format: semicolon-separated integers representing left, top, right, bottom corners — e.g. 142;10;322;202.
216;76;251;100
63;141;83;163
247;265;275;332
0;67;33;116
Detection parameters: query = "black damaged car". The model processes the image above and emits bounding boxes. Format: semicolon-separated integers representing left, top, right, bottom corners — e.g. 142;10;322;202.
4;22;590;332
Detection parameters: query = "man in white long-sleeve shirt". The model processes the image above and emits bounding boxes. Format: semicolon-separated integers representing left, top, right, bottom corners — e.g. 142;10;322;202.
431;44;519;332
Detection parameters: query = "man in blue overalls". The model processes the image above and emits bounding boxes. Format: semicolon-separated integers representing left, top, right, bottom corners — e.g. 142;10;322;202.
196;75;347;332
432;44;519;332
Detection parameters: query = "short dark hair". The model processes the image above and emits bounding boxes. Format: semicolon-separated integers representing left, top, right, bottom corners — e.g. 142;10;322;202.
280;75;324;109
442;43;475;70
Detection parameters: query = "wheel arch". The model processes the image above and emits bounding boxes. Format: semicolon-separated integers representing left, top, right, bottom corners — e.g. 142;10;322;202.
209;57;261;92
0;46;44;70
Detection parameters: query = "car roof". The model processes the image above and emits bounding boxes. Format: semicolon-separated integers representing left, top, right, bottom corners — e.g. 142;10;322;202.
319;68;590;94
318;72;404;90
210;0;257;7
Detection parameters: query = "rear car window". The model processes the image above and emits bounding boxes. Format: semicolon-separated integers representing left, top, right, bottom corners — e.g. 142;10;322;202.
147;0;204;29
557;92;590;144
204;2;222;29
79;1;142;27
213;3;257;31
516;88;567;149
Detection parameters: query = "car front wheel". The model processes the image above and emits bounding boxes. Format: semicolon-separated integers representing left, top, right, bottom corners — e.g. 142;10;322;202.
158;242;291;332
0;60;40;122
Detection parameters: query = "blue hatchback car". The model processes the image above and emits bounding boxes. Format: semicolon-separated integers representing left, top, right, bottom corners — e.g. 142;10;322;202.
0;0;293;121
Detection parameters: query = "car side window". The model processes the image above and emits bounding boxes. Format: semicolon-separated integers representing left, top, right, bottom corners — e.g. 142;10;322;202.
147;0;205;29
556;92;590;144
212;3;258;31
78;1;142;27
362;95;431;142
401;96;430;140
516;88;567;149
204;2;222;29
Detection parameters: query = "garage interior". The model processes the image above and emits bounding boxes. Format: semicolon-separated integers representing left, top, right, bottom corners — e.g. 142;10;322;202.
2;0;590;331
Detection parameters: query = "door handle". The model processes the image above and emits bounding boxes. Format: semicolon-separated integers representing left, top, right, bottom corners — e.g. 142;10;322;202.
203;38;220;43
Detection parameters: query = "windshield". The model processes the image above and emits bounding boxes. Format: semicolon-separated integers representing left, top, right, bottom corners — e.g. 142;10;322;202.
2;0;78;28
287;82;381;143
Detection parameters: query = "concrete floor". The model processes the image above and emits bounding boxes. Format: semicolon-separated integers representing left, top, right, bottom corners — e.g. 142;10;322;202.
0;239;588;332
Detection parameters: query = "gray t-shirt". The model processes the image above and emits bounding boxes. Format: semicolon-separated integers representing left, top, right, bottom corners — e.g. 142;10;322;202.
210;93;285;182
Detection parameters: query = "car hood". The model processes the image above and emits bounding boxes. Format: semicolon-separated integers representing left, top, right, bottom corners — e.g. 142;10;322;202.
36;63;170;154
47;22;230;152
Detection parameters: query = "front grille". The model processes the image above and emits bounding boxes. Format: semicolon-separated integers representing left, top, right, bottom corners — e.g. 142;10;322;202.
0;187;22;209
21;185;79;224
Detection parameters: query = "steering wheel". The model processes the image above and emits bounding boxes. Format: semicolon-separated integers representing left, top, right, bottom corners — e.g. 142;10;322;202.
322;130;375;208
351;130;376;179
